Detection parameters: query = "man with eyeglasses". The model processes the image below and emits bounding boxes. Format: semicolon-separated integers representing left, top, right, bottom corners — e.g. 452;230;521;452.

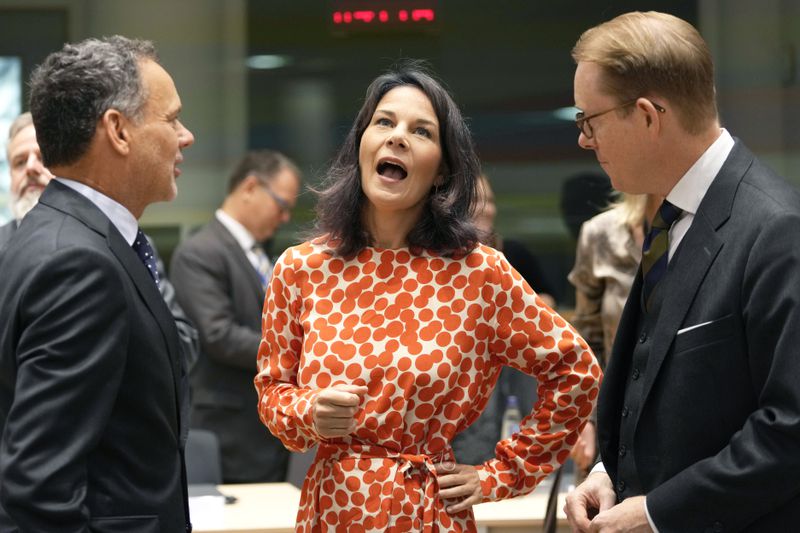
565;11;800;533
171;149;300;483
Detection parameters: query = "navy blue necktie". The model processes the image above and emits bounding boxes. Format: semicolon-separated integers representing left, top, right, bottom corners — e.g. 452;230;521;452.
132;229;160;287
641;200;683;311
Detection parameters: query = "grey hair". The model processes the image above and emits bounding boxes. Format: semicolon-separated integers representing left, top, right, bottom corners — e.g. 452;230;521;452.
29;35;158;167
8;112;33;142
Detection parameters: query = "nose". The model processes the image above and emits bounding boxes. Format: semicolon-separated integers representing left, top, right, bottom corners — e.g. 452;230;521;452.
578;130;595;150
26;153;44;176
386;128;408;149
177;120;195;149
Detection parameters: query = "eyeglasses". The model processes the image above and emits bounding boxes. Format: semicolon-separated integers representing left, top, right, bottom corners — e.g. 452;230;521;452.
575;98;666;139
258;181;292;213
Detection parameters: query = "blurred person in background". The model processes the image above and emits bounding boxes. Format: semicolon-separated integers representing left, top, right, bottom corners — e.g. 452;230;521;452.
567;192;660;479
0;112;54;244
255;61;600;532
171;149;300;483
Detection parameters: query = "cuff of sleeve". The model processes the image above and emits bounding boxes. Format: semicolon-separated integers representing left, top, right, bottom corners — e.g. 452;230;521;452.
297;388;325;441
644;497;660;533
590;460;607;475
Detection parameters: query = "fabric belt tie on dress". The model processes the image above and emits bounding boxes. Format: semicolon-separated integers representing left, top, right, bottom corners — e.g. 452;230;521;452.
317;442;455;532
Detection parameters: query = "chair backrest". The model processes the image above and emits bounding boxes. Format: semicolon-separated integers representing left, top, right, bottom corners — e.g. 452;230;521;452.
186;428;222;485
286;448;316;489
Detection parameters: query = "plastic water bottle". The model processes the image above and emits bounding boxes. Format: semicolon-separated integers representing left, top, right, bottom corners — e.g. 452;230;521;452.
500;395;522;440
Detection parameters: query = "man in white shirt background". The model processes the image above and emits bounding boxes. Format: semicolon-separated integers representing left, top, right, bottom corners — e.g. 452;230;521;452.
170;149;300;483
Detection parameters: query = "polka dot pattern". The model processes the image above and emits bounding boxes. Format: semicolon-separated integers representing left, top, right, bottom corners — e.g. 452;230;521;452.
255;242;601;532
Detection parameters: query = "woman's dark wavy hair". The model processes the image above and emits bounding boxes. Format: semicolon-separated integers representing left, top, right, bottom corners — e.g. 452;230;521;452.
312;60;481;258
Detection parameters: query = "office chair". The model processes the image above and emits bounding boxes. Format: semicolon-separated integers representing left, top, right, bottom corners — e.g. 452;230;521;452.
186;428;222;485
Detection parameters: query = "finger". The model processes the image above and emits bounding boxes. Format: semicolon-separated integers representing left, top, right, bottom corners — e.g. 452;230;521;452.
434;462;457;476
332;383;368;397
564;494;593;532
322;389;366;408
597;489;616;512
444;492;481;514
438;483;472;500
315;403;359;418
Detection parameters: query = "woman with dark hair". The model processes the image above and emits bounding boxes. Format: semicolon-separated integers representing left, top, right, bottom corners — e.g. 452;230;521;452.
256;62;600;532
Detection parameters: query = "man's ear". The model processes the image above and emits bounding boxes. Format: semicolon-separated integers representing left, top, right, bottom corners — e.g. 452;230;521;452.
239;174;261;202
103;109;130;155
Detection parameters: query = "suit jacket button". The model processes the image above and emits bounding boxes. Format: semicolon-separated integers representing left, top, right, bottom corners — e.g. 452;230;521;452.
632;368;640;380
618;445;627;457
621;406;630;417
639;332;647;343
616;480;626;492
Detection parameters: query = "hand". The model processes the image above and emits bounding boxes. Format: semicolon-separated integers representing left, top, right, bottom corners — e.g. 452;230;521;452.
563;472;616;532
312;384;367;438
589;496;652;533
570;422;597;472
436;462;481;514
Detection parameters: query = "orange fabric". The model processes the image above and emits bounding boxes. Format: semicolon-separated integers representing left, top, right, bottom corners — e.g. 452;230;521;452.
256;242;601;532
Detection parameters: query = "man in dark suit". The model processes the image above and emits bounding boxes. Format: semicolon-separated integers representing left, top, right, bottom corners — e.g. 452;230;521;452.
564;11;800;533
0;36;195;531
171;150;300;483
0;112;200;370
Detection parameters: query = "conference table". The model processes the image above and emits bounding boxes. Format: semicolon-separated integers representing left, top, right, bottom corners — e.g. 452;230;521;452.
191;481;570;533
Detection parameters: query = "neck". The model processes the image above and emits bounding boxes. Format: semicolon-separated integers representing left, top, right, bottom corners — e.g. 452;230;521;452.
51;158;144;219
362;205;420;249
657;123;722;197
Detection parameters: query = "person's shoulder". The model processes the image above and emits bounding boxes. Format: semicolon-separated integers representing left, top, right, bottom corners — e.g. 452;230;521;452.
739;162;800;215
275;240;332;268
583;207;625;234
0;220;15;248
172;219;229;257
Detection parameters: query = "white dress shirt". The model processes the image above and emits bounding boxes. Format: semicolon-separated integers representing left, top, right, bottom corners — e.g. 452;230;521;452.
214;209;272;281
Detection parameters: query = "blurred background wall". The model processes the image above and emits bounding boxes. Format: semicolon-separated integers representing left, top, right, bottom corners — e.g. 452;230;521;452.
0;0;798;305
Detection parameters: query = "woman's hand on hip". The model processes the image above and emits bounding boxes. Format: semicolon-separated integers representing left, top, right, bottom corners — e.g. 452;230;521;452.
436;462;482;514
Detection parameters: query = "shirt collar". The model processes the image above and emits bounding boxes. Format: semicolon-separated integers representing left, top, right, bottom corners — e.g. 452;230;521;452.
54;177;139;245
215;209;256;252
667;128;735;216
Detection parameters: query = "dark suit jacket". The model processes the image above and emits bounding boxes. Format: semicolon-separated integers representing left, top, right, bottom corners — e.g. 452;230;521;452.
0;181;190;532
598;141;800;532
0;220;15;250
170;217;289;482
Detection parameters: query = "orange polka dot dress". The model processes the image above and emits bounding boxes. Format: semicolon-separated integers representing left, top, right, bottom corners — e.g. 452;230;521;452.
256;241;601;533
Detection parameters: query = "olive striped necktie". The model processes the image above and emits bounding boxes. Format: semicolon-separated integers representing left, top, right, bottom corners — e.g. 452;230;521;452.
641;200;683;311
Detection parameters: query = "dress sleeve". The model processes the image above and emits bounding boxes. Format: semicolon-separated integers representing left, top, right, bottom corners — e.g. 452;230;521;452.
474;251;602;503
254;247;322;452
567;221;605;359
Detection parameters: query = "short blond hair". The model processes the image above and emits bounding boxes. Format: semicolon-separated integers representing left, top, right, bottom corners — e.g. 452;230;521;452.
572;11;717;134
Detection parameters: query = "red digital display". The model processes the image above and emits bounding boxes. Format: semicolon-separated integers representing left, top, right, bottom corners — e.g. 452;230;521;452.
329;1;439;32
332;8;435;25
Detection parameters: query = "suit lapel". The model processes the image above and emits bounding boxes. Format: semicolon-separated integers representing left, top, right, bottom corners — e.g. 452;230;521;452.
209;218;265;298
636;217;722;415
41;181;183;415
634;141;752;422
